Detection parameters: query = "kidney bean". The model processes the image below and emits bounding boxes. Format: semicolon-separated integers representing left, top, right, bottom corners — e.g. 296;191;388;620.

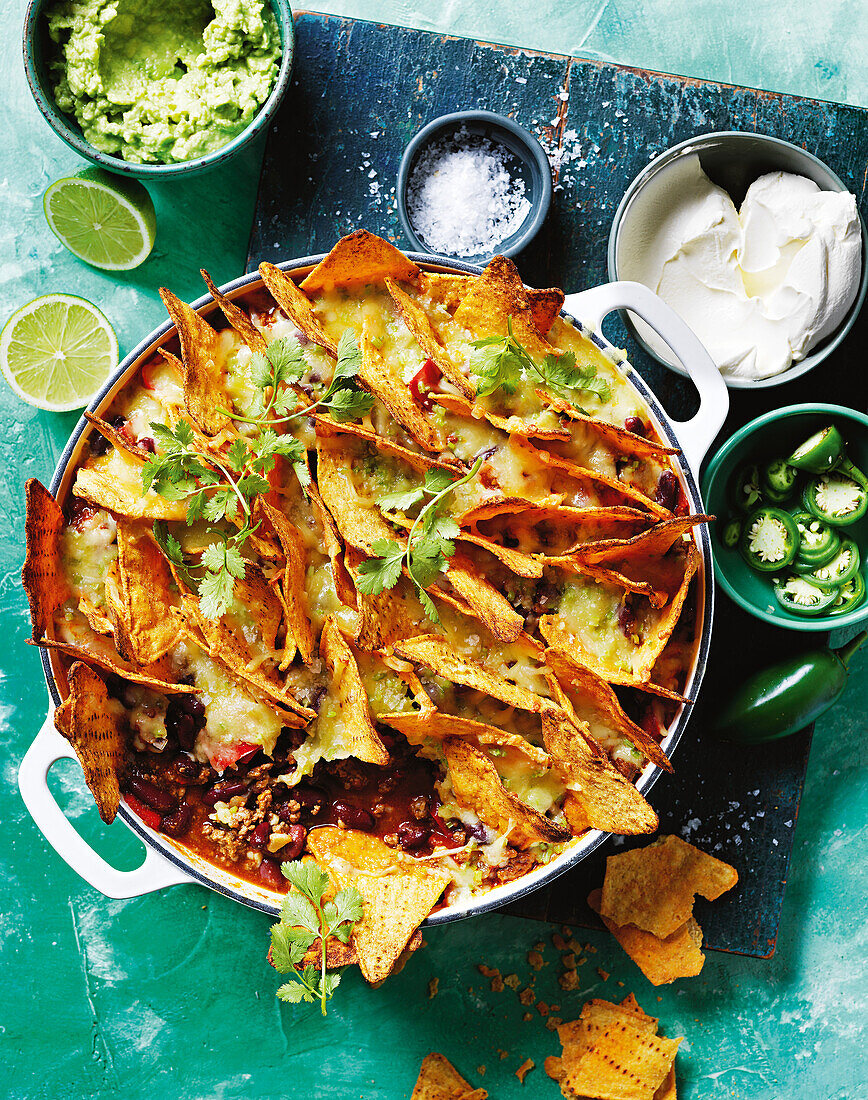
89;431;110;457
160;801;193;838
250;821;272;850
127;775;178;815
169;753;199;782
139;437;156;454
259;858;285;890
397;821;431;851
654;470;679;511
331;799;375;832
293;785;326;810
280;824;307;861
202;779;247;807
624;415;647;437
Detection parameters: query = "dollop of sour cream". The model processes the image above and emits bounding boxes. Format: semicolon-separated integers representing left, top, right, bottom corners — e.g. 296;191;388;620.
618;155;862;379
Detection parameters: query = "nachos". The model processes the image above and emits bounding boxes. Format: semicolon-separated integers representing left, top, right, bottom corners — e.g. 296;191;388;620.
24;232;707;985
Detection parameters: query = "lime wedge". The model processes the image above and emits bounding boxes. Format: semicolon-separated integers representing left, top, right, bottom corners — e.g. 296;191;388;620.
0;295;118;411
43;169;156;271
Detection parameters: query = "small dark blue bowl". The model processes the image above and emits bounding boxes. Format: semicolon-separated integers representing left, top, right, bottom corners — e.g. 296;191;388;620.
397;110;553;263
22;0;294;180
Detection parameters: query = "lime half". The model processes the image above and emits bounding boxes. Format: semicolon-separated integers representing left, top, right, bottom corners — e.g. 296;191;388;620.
0;295;118;411
44;169;156;271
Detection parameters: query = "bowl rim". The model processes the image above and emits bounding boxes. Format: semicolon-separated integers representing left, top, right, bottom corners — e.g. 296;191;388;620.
40;252;713;923
606;129;868;390
395;109;553;261
702;401;868;631
22;0;295;179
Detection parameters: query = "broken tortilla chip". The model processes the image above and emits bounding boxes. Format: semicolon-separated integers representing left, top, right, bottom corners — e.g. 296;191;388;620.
306;827;450;984
258;501;315;665
600;835;738;938
301;230;419;294
411;1053;488;1100
443;736;569;847
381;710;550;766
588;888;706;987
22;479;67;641
104;521;181;665
419;269;564;339
54;662;125;824
385;277;474;399
200;269;268;354
542;711;658;836
36;637;197;694
319;616;389;765
258;261;339;356
158;288;229;436
84;411;154;461
392;635;547;714
453;255;555;362
73;465;188;522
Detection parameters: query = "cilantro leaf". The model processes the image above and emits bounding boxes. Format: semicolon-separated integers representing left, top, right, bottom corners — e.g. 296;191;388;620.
151;521;197;590
277;981;316;1004
323;386;375;422
281;860;329;904
271;924;310;972
355;539;404;595
423;469;457;494
280;893;321;937
333;329;363;384
197;567;236;620
377;486;425;513
539;351;612;403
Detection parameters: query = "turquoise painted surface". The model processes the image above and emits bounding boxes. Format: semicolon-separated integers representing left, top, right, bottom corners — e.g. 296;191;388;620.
1;2;866;1098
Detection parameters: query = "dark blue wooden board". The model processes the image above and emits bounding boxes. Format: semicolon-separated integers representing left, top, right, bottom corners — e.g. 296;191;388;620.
248;11;868;956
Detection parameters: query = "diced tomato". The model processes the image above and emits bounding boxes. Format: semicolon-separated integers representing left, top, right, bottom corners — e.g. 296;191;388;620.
409;358;442;410
140;357;161;391
125;794;162;831
428;810;464;850
210;741;259;772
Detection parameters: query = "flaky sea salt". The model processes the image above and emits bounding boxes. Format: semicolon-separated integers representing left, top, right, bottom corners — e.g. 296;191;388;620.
406;129;532;257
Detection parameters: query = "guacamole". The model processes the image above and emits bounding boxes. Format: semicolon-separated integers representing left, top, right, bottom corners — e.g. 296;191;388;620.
46;0;281;164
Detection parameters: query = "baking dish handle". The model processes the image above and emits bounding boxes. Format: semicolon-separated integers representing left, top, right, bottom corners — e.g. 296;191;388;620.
563;280;729;471
19;711;195;899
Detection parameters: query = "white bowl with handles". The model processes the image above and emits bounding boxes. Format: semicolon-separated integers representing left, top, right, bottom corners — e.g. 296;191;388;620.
18;257;729;920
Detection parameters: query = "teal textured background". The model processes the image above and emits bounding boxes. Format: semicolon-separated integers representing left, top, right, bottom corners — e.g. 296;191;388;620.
2;2;866;1098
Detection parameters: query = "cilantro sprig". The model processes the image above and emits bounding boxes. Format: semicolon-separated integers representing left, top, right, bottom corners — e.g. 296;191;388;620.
144;418;307;619
270;861;363;1016
356;457;483;623
470;319;611;406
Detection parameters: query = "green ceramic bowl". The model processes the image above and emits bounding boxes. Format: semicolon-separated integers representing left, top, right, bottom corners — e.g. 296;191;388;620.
703;403;868;631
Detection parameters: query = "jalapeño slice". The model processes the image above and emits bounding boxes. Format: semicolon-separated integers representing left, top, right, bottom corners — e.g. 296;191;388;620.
804;539;860;589
731;464;763;513
721;517;741;549
788;424;844;473
802;472;868;527
829;570;865;615
761;458;797;502
774;575;838;616
792;511;841;569
740;507;799;572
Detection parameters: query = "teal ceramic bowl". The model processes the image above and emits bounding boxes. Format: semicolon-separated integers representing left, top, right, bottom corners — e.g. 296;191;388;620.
22;0;294;180
703;403;868;631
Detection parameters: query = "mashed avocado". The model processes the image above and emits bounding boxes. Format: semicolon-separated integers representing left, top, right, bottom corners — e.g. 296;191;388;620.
46;0;281;164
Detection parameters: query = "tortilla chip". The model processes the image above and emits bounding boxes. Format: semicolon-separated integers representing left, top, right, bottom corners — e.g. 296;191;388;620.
315;438;397;554
461;503;651;553
79;597;114;636
306;827;450;984
200;269;268;354
344;554;428;650
453;255;554;362
431;392;570;442
314;416;457;474
84;411;154;461
569;517;708;584
437;550;523;643
258;501;315;665
554;412;679;461
391;635;547;713
35;637;197;694
301;230;419;294
411;1053;487;1100
380;710;551;767
319;616;389;765
385;278;474;399
529;287;566;336
582;998;660;1038
600;835;738;938
457;533;543;579
588;889;705;987
419;270;564;339
655;1068;677;1100
73;466;187;522
443;736;569;847
357;321;443;451
22;480;67;641
174;595;313;725
258;261;338;356
158;288;230;436
53;662;125;824
546;651;672;772
104;521;181;664
542;712;658;835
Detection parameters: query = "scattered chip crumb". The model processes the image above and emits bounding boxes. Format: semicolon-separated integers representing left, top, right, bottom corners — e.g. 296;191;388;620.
523;1012;533;1022
657;996;664;1002
584;943;597;954
527;950;545;971
477;1065;486;1076
617;980;625;987
597;967;610;981
576;955;588;966
519;987;536;1006
545;1016;563;1031
427;978;439;999
498;1049;509;1061
562;952;576;970
515;1058;535;1084
537;1001;550;1017
552;932;570;951
478;964;504;992
533;941;545;952
504;973;521;990
559;970;580;991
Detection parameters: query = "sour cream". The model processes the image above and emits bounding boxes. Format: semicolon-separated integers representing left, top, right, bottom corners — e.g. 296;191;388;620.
617;155;862;379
